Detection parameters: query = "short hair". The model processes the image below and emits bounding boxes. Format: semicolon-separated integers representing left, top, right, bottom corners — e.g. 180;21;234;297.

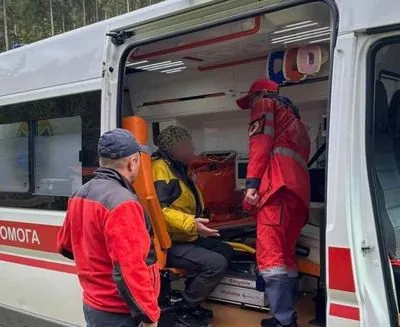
99;153;139;169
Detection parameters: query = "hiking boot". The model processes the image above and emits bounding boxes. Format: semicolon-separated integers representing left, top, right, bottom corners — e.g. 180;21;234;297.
174;312;211;327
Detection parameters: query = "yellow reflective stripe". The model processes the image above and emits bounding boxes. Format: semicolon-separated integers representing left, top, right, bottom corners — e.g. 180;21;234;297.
273;146;307;170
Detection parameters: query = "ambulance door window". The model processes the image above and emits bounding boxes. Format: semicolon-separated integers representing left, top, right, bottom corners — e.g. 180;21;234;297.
368;39;400;318
370;42;400;258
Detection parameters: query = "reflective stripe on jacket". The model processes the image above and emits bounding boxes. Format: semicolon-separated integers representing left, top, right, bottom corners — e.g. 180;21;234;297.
152;151;204;243
246;95;311;211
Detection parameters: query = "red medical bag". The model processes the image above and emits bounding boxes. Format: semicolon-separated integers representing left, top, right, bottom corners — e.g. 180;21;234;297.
189;152;242;222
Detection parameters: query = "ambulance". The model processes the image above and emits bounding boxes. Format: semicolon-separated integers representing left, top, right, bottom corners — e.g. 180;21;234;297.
0;0;399;326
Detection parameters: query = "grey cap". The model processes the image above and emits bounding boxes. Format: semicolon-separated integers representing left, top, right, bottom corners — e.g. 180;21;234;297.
97;128;149;159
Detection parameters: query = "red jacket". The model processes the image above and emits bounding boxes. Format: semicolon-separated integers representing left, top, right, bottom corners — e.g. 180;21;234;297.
246;94;311;211
57;168;160;323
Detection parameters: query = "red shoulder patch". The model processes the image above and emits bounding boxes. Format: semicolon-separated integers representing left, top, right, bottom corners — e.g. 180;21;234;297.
248;115;266;137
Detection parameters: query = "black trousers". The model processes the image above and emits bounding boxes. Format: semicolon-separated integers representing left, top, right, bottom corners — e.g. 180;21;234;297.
167;237;233;306
83;304;140;327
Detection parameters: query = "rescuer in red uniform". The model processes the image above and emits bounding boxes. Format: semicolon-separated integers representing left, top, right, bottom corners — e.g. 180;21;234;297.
237;79;311;327
57;129;160;327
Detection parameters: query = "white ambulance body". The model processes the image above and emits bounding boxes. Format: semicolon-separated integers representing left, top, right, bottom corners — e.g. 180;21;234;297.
0;0;400;326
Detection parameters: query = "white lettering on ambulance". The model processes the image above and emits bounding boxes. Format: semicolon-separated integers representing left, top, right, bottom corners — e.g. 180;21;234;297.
0;226;40;245
7;226;16;240
17;228;25;242
0;226;6;239
31;230;40;244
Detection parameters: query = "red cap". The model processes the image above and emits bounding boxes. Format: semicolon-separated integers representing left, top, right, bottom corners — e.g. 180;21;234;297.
236;79;279;110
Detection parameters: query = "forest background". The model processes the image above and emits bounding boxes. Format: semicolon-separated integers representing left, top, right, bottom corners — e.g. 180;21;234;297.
0;0;163;52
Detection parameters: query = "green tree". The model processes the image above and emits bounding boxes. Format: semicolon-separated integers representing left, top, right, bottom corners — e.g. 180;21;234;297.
0;0;164;53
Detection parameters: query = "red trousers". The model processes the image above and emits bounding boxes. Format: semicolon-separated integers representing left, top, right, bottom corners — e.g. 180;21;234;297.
256;191;308;272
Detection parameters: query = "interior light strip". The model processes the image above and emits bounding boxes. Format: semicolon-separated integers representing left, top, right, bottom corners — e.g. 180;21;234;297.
272;30;330;45
162;67;187;74
285;20;313;28
309;37;331;44
271;26;330;43
283;32;331;44
126;60;148;67
146;62;185;71
273;22;318;34
136;60;173;69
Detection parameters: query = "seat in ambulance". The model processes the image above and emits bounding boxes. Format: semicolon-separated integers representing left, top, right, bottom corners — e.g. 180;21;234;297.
374;81;400;257
122;116;257;317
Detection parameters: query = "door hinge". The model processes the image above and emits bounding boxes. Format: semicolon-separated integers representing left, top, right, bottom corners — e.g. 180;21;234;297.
361;240;373;255
106;30;135;46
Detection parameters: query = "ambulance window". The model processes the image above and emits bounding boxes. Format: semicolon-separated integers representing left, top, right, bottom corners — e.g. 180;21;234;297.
368;39;400;319
0;122;29;193
0;91;101;210
34;116;83;197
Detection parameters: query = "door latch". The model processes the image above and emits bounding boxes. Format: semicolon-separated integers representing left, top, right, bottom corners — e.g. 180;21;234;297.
361;240;373;255
106;30;135;46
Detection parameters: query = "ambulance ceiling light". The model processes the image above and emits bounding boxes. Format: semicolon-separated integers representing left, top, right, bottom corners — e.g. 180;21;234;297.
146;61;185;71
162;67;187;74
273;20;318;34
283;31;330;44
309;37;331;44
285;20;313;28
271;26;330;44
136;60;173;69
134;60;187;73
126;60;148;67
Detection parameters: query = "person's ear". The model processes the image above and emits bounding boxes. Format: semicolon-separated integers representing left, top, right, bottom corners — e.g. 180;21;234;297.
127;156;135;172
129;154;139;171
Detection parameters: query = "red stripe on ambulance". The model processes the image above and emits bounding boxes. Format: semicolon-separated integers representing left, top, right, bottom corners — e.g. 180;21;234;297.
328;246;360;324
328;247;356;292
0;220;59;253
0;252;76;274
0;221;362;324
329;303;360;321
0;220;75;274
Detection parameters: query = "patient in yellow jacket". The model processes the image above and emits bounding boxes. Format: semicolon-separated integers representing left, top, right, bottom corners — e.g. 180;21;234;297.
152;125;233;326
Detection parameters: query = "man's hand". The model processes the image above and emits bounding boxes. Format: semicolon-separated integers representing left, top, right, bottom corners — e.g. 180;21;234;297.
195;218;220;237
245;188;259;206
139;322;158;327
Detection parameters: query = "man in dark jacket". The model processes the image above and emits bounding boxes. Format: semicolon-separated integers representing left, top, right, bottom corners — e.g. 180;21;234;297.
57;128;160;327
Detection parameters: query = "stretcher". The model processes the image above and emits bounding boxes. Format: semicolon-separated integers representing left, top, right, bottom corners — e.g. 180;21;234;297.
209;216;321;276
122;116;323;326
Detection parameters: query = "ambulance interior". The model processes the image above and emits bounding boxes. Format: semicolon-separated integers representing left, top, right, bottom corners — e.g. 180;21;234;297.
121;2;331;326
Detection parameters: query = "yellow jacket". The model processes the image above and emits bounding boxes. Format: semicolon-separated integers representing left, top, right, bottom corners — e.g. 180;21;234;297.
152;152;204;243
